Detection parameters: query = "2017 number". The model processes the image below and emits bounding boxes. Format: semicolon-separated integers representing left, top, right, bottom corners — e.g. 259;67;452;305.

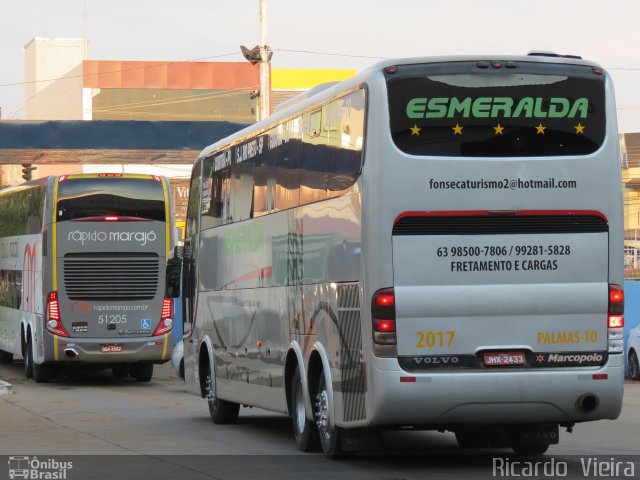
416;330;456;349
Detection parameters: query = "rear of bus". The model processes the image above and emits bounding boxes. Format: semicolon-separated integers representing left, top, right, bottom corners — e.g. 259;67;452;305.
365;55;623;448
42;174;174;377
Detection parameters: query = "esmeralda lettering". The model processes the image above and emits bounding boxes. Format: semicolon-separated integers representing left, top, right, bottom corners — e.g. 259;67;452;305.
407;97;588;119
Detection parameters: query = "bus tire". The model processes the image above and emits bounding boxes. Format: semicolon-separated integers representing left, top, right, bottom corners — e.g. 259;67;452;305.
131;363;153;382
455;430;491;449
0;349;13;364
112;365;130;379
629;350;640;381
33;361;54;383
291;367;320;452
205;361;239;424
511;443;550;456
24;339;34;379
315;372;346;458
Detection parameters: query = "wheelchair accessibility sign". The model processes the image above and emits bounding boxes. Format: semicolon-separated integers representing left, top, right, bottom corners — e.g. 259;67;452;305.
141;319;151;330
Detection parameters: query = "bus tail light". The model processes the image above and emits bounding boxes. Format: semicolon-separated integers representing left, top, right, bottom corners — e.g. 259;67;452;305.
607;284;624;353
153;298;174;336
45;291;69;337
372;288;397;357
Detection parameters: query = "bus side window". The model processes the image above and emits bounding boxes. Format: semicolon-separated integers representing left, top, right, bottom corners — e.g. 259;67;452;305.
203;157;225;229
327;90;365;197
253;151;273;217
301;110;328;205
232;159;254;222
185;160;202;237
275;119;301;211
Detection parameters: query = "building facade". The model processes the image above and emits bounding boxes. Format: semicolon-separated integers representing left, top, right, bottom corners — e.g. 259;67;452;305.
2;37;355;233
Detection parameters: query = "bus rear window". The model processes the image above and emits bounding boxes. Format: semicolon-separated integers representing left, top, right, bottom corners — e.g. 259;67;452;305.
57;177;165;222
387;62;606;157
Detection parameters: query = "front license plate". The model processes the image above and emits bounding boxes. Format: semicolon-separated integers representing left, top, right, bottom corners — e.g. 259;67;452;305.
100;344;123;353
483;351;526;366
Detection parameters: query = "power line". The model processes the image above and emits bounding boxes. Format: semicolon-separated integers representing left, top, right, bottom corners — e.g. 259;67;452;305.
1;47;640;90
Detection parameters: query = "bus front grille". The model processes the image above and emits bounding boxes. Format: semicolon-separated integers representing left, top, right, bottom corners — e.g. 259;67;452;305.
63;253;160;301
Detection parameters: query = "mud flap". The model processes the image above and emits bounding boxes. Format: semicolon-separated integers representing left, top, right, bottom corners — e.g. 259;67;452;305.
341;428;383;452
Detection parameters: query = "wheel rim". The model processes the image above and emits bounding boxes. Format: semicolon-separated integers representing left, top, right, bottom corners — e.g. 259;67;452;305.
205;366;216;405
315;386;330;441
294;380;306;434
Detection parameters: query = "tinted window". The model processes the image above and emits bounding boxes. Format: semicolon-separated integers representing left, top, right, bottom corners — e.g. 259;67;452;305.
0;184;46;237
57;177;165;222
387;62;606;157
186;161;203;235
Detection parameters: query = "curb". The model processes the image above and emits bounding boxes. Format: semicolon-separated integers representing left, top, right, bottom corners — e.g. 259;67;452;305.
0;380;13;394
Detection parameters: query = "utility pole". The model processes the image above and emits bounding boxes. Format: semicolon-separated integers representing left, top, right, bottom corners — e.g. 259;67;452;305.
240;0;272;121
258;0;270;121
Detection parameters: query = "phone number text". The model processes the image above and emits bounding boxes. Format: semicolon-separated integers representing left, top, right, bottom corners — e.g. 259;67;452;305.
437;245;571;258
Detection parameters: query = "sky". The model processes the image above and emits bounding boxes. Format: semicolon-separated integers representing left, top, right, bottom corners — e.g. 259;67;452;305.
1;0;639;132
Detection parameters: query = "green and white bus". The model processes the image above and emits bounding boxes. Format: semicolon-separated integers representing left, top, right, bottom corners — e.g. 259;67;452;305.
0;173;176;382
173;53;624;456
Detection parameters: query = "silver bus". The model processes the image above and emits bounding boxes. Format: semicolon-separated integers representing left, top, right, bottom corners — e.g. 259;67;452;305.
172;53;624;457
0;173;176;382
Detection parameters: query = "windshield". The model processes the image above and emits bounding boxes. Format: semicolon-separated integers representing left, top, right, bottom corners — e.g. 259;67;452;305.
387;61;606;157
56;177;166;222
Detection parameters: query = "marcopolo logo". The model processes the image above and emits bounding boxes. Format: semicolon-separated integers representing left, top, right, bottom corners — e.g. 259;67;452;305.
8;456;72;479
547;352;604;364
67;230;157;246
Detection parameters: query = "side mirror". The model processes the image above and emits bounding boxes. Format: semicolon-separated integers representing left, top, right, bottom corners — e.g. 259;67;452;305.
165;259;182;298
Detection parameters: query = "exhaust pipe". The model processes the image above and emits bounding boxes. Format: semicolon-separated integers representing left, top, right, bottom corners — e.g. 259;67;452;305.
576;394;599;413
64;348;79;359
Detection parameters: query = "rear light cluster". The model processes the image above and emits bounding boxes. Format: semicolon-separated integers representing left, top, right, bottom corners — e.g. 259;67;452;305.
153;298;174;336
607;284;624;353
45;291;69;337
372;288;397;357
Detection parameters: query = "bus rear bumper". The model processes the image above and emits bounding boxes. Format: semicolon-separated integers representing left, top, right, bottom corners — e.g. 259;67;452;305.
43;332;173;364
366;354;624;427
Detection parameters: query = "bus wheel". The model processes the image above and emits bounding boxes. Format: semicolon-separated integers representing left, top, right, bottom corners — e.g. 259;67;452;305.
24;339;34;379
291;367;320;452
314;372;346;458
33;362;54;383
112;365;130;379
205;361;239;424
130;363;153;382
511;443;550;456
455;430;491;449
629;350;640;381
0;349;13;364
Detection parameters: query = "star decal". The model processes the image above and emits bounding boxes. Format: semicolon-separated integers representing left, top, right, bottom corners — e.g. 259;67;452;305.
494;124;505;135
536;354;545;363
574;123;585;134
452;123;463;135
535;123;547;135
410;124;422;136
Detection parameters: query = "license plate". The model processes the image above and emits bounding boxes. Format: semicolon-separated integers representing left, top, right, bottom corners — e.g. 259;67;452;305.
100;344;123;353
483;351;526;366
